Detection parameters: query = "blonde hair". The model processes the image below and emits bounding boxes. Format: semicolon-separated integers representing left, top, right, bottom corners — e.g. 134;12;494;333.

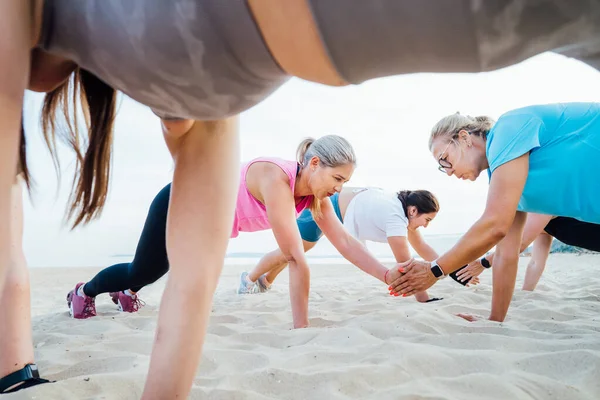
296;135;356;218
428;112;495;150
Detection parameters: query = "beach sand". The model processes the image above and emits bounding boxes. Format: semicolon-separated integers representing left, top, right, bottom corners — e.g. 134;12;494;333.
5;254;600;399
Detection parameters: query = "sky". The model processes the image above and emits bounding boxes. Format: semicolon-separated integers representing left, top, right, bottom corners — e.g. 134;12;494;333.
21;52;600;267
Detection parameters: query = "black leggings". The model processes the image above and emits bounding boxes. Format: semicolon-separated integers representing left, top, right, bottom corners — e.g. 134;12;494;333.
83;184;171;297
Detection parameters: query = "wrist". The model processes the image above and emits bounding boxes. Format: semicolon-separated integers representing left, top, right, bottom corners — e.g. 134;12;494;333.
384;269;390;285
430;259;447;280
488;313;505;322
481;257;492;269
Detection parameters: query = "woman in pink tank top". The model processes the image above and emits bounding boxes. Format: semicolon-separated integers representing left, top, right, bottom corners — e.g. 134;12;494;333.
66;135;405;331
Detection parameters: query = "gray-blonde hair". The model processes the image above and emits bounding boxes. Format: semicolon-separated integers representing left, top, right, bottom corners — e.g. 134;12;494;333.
296;135;357;218
428;112;495;149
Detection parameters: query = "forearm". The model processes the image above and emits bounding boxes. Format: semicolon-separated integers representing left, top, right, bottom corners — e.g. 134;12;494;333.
288;258;310;328
146;277;219;398
437;217;508;274
414;291;430;302
489;254;519;322
415;244;439;262
0;182;34;377
142;118;239;399
0;1;31;293
337;237;388;283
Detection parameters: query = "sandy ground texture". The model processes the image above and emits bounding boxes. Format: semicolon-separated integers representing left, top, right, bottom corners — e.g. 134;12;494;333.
5;254;600;399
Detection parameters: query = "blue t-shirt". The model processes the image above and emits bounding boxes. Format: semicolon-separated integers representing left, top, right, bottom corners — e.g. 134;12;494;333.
486;103;600;224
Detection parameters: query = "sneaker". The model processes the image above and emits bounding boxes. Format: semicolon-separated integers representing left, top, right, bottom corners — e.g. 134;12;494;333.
256;274;272;293
109;291;144;313
237;272;258;294
67;283;97;319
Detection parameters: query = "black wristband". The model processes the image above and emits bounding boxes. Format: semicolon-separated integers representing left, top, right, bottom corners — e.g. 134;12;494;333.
0;364;52;394
425;297;443;303
449;265;471;286
481;257;492;269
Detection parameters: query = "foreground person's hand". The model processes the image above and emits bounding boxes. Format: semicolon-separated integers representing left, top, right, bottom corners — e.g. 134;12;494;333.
388;259;437;297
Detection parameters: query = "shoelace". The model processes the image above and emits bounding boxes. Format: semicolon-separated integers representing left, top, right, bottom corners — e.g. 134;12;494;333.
83;297;96;316
130;297;146;312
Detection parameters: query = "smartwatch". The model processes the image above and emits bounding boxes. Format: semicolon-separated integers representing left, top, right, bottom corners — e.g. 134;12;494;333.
430;260;447;279
481;257;492;269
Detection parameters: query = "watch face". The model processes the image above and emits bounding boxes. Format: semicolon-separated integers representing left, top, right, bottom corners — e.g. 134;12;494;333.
481;258;491;268
431;264;443;278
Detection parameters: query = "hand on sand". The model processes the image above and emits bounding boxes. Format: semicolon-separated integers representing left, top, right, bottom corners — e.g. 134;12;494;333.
388;259;437;297
456;313;483;322
465;276;480;287
456;260;486;283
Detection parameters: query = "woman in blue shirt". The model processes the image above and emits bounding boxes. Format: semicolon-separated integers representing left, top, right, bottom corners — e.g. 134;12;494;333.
389;103;600;322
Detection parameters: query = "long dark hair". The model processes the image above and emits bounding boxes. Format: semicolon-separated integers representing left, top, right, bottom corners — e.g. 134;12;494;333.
396;190;439;217
20;67;117;228
18;119;31;189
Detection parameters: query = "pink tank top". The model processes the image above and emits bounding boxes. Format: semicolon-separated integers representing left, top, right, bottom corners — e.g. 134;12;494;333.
231;157;313;238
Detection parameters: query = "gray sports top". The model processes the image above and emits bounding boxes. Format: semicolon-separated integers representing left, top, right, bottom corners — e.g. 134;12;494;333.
307;0;600;83
39;0;600;120
39;0;289;120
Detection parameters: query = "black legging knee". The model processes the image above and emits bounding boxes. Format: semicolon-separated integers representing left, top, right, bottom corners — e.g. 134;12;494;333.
83;184;171;297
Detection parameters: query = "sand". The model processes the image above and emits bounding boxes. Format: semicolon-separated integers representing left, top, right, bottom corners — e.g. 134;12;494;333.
5;254;600;399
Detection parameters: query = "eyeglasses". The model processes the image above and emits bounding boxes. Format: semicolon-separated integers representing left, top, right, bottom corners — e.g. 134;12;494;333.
437;141;453;173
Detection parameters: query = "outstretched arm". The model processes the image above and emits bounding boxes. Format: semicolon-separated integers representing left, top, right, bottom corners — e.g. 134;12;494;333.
259;168;313;329
142;117;239;400
489;211;527;321
389;234;432;302
486;213;553;265
318;199;402;285
456;213;553;283
407;229;439;261
390;153;529;296
0;0;34;300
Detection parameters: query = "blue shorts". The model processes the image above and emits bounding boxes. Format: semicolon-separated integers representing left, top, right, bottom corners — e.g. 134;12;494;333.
297;193;343;242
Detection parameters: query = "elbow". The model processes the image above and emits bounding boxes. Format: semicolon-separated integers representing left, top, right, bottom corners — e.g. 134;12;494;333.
162;119;195;138
284;253;308;270
485;218;512;243
489;226;508;242
28;51;77;93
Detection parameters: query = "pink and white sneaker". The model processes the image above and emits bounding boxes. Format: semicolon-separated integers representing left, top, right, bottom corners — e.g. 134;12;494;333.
66;283;97;319
109;291;144;313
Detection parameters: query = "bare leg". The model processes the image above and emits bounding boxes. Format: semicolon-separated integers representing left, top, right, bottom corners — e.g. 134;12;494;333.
522;232;553;291
248;240;317;284
141;118;239;400
0;182;34;378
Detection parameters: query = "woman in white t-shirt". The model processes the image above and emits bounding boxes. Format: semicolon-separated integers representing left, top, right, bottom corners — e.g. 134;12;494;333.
241;188;459;302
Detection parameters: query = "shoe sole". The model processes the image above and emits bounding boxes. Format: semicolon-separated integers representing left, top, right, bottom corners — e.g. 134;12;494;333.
67;291;74;318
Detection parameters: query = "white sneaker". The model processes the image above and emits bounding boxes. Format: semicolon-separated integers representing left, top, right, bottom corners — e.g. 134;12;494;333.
237;272;258;294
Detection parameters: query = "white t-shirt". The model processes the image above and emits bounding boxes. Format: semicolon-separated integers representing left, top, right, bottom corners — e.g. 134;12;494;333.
343;188;408;243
